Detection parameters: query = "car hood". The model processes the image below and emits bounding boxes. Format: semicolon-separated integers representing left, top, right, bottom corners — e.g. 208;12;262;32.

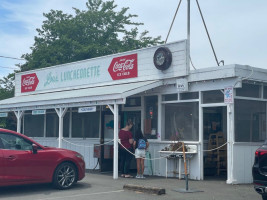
43;146;77;154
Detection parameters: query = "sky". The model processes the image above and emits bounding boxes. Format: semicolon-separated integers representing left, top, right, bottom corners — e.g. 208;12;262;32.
0;0;267;79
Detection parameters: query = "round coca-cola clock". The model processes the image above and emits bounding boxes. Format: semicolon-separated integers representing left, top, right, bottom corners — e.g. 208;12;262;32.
153;47;172;70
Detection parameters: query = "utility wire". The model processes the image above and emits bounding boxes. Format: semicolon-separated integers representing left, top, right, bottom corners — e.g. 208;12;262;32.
165;0;198;69
0;55;25;61
190;56;196;70
165;0;183;44
196;0;221;66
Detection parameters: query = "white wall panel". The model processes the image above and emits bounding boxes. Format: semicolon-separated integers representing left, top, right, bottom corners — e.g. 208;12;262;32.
232;144;260;184
34;138;202;180
33;138;100;170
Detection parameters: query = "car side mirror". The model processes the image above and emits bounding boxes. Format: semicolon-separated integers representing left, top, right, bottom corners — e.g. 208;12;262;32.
32;144;38;154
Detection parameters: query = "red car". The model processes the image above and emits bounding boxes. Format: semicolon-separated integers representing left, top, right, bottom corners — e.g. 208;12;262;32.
0;128;85;189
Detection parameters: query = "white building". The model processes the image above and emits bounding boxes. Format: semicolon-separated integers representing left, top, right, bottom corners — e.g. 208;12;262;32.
0;39;265;184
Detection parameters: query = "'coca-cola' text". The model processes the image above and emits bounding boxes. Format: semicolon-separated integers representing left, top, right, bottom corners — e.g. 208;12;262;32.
21;73;39;93
108;54;138;80
22;76;36;86
113;59;135;72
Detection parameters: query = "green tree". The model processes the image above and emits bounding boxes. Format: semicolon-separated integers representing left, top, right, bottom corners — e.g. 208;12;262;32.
21;0;162;71
0;0;162;129
0;73;15;100
0;73;16;130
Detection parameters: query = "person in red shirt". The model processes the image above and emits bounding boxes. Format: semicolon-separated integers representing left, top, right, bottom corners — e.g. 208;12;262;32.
119;119;134;178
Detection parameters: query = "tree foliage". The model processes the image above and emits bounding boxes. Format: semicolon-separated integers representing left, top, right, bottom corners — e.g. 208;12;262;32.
0;0;162;128
0;73;15;100
0;73;16;130
20;0;162;71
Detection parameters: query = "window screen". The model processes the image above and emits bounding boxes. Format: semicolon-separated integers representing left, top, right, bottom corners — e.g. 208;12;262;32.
164;102;199;141
72;111;100;138
235;99;266;142
162;94;177;101
46;111;59;137
144;96;158;139
236;83;260;98
180;92;199;100
24;114;44;137
203;90;224;104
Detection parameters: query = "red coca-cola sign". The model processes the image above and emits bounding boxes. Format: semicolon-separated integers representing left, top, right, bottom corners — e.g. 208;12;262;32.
108;54;138;80
21;73;39;93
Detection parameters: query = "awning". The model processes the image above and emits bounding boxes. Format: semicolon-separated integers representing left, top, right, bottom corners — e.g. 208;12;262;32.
0;80;163;111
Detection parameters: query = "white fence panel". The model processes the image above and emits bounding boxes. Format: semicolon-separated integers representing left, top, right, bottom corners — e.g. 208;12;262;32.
33;138;101;169
232;143;260;183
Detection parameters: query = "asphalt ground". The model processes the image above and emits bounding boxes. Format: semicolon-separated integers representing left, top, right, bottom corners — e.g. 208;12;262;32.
0;171;260;200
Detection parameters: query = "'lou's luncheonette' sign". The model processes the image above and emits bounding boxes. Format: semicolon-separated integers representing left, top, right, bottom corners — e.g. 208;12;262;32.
16;40;188;95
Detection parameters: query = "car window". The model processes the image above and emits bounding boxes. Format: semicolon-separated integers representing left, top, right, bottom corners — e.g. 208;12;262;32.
0;137;4;149
0;133;33;151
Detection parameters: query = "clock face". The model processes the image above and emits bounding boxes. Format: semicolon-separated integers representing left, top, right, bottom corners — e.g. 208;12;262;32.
155;52;165;66
153;47;172;70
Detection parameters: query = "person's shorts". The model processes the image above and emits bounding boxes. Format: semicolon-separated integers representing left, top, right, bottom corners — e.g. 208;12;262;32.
135;148;146;158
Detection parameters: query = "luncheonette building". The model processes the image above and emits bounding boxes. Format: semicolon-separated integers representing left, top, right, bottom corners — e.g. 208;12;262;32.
0;40;265;184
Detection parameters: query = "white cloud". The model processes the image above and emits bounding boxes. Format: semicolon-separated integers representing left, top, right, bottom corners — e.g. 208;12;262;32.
0;0;88;78
0;0;267;79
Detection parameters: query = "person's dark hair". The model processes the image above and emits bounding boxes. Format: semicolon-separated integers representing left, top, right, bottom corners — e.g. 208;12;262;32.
135;129;144;141
126;119;133;126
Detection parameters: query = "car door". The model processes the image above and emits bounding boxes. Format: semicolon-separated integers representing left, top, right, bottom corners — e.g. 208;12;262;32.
27;147;60;182
0;132;39;183
0;138;5;185
0;132;59;184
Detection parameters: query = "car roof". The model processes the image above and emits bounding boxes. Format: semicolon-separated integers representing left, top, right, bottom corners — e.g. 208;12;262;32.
0;128;19;134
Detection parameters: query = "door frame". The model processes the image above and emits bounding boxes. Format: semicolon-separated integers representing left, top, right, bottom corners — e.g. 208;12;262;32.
100;109;115;172
202;105;228;178
199;103;229;180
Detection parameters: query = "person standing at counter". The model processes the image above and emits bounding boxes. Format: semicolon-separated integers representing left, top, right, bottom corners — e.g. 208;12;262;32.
133;129;149;179
119;119;134;178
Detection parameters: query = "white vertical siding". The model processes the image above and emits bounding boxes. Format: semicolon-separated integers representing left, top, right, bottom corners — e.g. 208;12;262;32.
232;143;260;184
34;138;200;179
33;138;100;169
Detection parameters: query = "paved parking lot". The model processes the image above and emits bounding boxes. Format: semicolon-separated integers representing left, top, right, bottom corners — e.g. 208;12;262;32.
0;172;261;200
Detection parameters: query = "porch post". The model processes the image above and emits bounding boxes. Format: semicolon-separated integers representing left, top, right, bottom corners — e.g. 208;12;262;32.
113;104;119;179
107;104;119;179
199;103;204;180
226;103;235;184
14;110;24;133
55;107;68;148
